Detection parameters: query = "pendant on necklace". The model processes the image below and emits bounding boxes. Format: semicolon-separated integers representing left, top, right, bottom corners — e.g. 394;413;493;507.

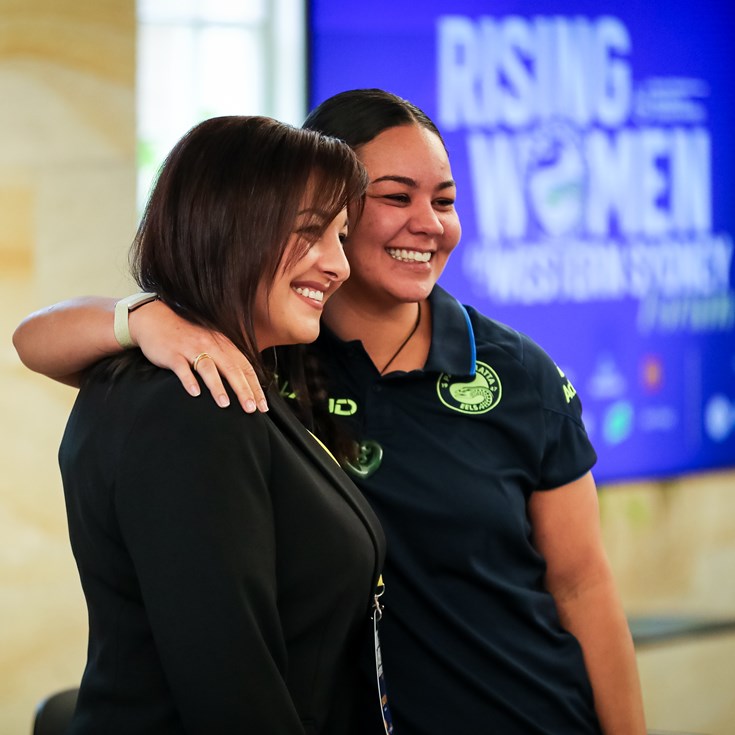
343;439;384;479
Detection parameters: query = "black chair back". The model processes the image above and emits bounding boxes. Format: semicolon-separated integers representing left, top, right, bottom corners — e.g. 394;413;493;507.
33;688;78;735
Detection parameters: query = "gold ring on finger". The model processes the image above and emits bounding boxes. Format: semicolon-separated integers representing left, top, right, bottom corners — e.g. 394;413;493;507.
192;352;213;372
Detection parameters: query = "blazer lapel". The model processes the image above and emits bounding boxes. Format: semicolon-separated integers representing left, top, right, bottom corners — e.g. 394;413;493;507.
265;391;385;572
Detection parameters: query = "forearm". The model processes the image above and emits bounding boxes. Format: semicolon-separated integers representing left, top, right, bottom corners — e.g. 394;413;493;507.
554;574;646;734
14;293;269;411
530;475;647;734
13;296;120;385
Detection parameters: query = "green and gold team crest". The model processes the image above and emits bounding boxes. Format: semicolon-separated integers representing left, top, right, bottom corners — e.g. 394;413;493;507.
437;361;502;414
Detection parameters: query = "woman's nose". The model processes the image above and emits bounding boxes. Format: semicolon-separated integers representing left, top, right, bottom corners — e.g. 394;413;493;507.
409;201;444;236
320;235;350;284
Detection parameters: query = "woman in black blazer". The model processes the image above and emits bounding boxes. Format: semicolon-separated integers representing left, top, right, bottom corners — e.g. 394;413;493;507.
53;116;385;734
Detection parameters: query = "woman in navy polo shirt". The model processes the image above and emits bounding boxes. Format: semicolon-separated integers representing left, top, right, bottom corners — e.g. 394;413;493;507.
14;90;645;735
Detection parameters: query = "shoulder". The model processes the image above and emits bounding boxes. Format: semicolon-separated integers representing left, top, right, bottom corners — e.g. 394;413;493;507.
463;304;582;415
114;369;278;527
464;304;524;356
464;304;552;377
459;303;596;483
80;357;273;461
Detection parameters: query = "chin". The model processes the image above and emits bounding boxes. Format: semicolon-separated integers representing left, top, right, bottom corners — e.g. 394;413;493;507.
292;324;322;345
392;271;437;294
390;282;435;303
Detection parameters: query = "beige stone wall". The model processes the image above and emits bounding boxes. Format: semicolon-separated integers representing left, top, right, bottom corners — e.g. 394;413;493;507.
601;473;735;617
600;474;735;734
0;1;136;733
0;2;733;734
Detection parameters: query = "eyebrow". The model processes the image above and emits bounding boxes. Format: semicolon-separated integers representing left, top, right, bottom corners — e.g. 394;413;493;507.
370;175;456;191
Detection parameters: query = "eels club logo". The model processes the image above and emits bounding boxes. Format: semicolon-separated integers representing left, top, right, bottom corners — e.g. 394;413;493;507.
437;361;502;414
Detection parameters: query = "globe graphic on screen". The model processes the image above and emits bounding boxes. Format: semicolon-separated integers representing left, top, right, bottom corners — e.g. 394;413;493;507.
525;120;587;237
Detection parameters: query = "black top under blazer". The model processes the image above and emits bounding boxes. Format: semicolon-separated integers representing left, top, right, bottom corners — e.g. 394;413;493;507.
58;357;386;734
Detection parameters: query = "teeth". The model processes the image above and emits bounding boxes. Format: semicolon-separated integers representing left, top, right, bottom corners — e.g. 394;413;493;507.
294;287;324;302
386;248;432;263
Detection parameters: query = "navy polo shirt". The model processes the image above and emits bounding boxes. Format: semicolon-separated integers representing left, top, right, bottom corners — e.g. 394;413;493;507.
310;285;602;734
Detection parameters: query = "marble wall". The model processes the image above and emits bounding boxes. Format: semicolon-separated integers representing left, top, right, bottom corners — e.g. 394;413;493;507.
0;1;136;733
600;474;735;734
0;1;733;733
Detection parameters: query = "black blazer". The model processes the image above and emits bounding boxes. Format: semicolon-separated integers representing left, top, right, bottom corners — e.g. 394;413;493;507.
58;358;386;734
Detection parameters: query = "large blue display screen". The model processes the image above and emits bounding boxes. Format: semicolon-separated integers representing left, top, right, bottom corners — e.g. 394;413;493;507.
309;1;735;483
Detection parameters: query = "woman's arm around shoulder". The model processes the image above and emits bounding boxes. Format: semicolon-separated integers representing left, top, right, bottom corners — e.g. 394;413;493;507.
12;294;267;411
13;296;119;386
529;472;647;735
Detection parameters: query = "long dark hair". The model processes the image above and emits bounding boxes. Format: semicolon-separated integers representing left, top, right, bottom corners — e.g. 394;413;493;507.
132;115;366;384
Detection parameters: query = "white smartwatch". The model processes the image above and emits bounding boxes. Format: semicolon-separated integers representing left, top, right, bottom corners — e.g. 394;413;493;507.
113;292;158;349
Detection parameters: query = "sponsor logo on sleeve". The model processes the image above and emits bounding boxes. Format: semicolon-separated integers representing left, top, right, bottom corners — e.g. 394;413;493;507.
556;365;578;403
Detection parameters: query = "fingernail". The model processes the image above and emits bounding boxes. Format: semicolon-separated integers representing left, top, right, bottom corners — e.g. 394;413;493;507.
244;399;257;413
188;384;201;397
217;394;230;408
258;399;269;412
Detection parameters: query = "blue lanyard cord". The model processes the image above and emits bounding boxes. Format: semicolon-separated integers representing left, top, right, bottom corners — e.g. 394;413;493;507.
457;301;477;375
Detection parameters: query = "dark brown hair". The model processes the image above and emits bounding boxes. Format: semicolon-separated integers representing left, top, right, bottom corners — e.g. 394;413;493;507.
132;115;367;382
303;88;446;151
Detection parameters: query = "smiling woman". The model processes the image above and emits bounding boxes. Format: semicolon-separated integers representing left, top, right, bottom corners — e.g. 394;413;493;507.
13;116;385;735
328;123;460;312
13;90;647;735
128;116;361;380
254;206;350;350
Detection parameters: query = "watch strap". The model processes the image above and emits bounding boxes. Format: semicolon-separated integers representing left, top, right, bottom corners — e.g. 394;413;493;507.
113;292;158;349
